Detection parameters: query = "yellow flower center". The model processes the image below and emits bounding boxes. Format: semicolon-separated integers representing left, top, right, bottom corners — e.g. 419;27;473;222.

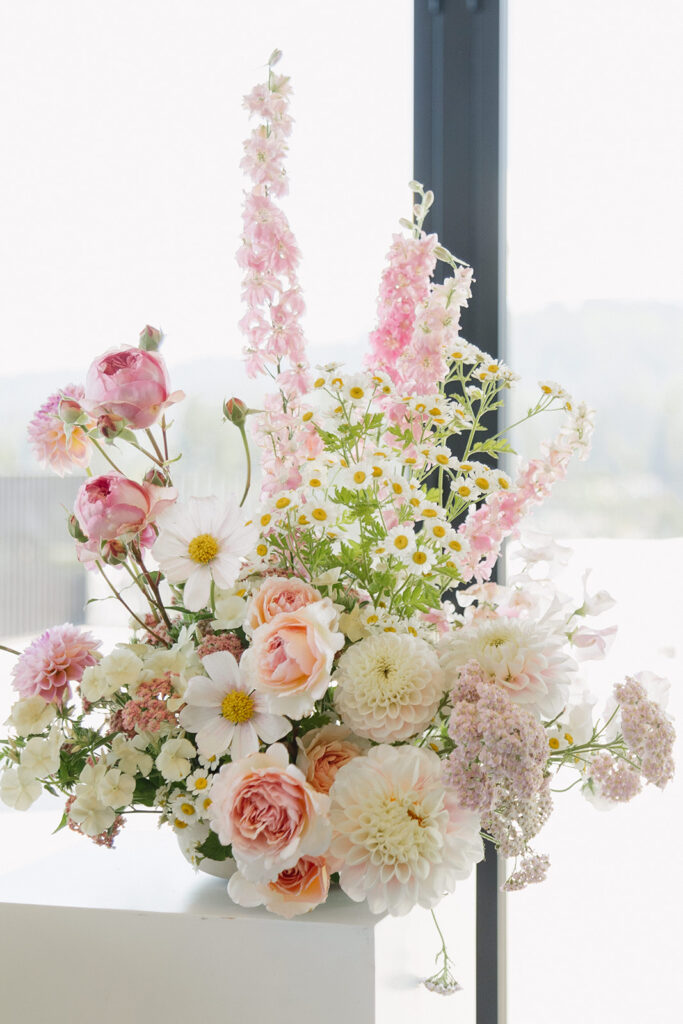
349;386;364;399
564;732;574;745
412;551;428;564
221;690;255;724
475;477;490;490
174;818;188;829
194;777;208;790
393;535;409;550
314;377;325;388
353;471;367;484
432;524;446;538
180;802;195;816
188;533;219;564
312;508;328;521
548;736;560;750
256;543;268;557
275;496;291;509
302;411;313;422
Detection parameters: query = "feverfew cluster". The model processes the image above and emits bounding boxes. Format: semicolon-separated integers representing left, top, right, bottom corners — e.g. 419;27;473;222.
0;52;675;999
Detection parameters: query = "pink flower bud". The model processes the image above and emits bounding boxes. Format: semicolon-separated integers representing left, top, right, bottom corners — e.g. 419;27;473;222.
223;397;249;427
139;325;163;352
58;396;86;425
84;346;183;430
97;413;127;439
74;473;177;543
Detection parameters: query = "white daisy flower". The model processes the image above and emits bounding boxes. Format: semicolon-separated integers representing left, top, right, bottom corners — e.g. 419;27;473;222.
386;525;416;557
186;769;211;795
153;496;258;613
179;651;290;760
171;793;199;825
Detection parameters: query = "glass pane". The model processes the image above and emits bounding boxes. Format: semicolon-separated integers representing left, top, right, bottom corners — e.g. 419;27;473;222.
0;0;414;640
505;1;683;1020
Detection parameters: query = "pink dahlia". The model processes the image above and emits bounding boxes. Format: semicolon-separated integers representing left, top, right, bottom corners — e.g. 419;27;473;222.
11;624;101;705
27;385;94;476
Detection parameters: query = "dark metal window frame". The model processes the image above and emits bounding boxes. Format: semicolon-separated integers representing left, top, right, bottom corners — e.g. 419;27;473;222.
414;2;506;1022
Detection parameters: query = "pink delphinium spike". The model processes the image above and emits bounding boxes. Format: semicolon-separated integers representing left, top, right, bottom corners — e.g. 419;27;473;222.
238;56;317;496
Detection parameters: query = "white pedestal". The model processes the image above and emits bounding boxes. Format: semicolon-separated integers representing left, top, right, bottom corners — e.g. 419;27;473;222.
0;815;476;1023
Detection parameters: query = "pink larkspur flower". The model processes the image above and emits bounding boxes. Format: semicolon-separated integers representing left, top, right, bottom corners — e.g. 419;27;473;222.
12;624;100;705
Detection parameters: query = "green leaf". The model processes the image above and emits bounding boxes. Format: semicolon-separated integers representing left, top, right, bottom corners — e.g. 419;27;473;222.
196;831;232;862
133;776;158;808
52;812;68;835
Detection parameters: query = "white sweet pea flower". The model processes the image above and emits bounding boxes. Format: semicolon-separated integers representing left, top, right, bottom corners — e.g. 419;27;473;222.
0;766;42;810
6;696;57;738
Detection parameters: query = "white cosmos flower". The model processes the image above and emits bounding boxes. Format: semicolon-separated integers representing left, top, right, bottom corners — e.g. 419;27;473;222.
152;496;258;612
179;651;290;760
329;745;483;916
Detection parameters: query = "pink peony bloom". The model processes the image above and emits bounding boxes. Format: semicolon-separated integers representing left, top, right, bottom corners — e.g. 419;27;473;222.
244;576;323;634
241;599;344;718
74;474;176;544
228;855;330;918
27;385;94;476
84;346;183;429
208;743;331;882
12;624;100;705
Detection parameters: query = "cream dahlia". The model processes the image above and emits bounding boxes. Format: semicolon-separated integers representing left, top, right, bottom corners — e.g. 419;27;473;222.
333;633;446;743
439;615;575;719
179;650;289;760
152;495;258;612
329;745;483;915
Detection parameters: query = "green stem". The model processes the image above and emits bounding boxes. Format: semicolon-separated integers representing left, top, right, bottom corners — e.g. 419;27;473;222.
95;562;171;647
89;437;126;475
238;424;252;508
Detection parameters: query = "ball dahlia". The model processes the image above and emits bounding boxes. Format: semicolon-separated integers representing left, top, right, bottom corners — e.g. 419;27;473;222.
333;633;445;743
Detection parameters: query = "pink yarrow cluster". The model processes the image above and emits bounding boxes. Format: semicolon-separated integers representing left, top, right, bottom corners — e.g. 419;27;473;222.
115;676;177;735
238;55;319;495
444;661;548;812
614;678;675;788
11;624;100;705
458;403;595;582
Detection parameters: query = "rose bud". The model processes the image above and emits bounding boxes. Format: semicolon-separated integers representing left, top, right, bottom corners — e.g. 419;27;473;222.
58;396;87;425
223;397;249;427
97;413;127;439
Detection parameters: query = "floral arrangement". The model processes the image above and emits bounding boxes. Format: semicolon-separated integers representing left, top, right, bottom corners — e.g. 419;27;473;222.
1;53;675;995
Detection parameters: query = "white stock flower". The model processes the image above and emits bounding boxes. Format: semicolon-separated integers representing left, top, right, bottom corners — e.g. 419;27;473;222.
213;590;248;630
333;634;446;743
152;495;258;612
99;768;136;809
107;735;153;777
20;726;62;777
156;737;196;782
329;745;483;915
69;791;115;836
85;647;143;699
0;767;42;810
6;696;56;737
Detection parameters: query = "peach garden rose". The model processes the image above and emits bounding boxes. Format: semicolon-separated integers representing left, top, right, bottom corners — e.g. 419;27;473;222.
227;855;330;918
241;599;344;717
208;743;332;882
244;576;324;634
